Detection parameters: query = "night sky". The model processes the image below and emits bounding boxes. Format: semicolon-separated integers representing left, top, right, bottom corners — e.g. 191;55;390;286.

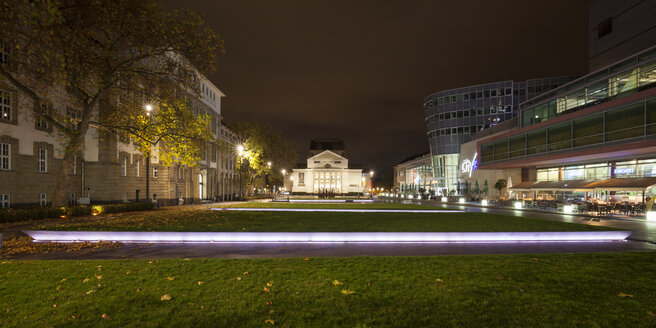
165;0;592;175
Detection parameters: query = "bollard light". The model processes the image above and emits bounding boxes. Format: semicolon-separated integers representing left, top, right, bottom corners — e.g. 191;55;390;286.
563;205;573;214
481;199;488;206
441;197;448;202
514;201;523;209
647;212;656;222
459;198;465;204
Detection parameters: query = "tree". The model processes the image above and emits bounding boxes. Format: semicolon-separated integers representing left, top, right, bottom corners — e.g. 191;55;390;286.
0;0;223;205
494;179;507;199
230;122;297;191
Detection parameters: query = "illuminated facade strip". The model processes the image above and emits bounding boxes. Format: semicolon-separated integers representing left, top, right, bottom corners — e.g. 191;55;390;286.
23;230;632;243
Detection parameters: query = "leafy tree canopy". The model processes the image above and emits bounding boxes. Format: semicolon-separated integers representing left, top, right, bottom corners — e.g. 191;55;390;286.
230;121;297;189
0;0;223;205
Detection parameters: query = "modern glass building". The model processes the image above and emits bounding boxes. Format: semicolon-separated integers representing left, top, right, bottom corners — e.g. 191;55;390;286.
470;45;656;203
423;77;572;195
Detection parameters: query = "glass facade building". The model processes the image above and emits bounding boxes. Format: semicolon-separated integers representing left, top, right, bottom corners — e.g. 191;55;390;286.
481;46;656;164
423;77;572;193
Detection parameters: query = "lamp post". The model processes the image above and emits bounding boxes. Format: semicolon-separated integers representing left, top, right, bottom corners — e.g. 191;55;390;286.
369;170;374;194
145;104;153;204
266;161;272;194
237;144;244;200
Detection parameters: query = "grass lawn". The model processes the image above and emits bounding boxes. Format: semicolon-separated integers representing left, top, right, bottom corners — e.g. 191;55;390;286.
1;253;655;327
38;210;614;233
223;202;450;210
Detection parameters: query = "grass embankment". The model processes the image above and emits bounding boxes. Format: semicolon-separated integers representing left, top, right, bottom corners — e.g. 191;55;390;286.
40;209;613;233
1;253;655;327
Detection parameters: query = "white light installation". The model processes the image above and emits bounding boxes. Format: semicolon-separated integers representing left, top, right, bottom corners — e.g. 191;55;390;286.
459;198;465;204
287;199;373;203
23;230;633;244
481;200;488;206
441;197;448;202
211;208;461;213
514;201;523;209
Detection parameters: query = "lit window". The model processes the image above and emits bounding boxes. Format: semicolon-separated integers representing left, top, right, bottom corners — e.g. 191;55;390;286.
72;155;76;175
38;148;47;172
0;89;11;121
135;159;140;177
40;193;47;206
0;194;9;208
0;143;9;170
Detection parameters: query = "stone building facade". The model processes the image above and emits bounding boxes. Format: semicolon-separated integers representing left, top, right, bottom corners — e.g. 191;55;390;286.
0;50;239;207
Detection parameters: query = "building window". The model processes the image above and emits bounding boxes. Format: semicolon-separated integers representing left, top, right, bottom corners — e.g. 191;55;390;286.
1;89;11;122
0;143;9;170
121;156;127;176
153;166;158;178
598;17;612;38
0;39;8;64
135;159;140;177
38;148;47;172
68;109;81;130
40;193;47;206
72;155;77;175
36;104;49;130
0;194;9;208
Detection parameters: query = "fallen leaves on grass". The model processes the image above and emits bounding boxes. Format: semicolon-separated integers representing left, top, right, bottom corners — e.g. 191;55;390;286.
197;281;204;285
85;290;95;295
0;237;120;258
332;280;343;285
160;294;172;301
435;279;443;283
83;278;90;283
167;277;175;281
618;292;634;298
266;282;273;287
340;289;356;295
263;287;270;293
101;313;110;319
236;277;242;281
303;257;310;261
243;272;249;275
95;275;102;280
265;319;275;325
648;311;655;317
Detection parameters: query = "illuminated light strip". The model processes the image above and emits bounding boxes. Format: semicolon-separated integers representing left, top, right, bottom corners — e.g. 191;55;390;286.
23;230;633;244
287;199;373;203
211;208;461;213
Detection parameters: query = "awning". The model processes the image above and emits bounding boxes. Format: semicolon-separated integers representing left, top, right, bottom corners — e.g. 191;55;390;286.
587;177;656;191
508;177;656;192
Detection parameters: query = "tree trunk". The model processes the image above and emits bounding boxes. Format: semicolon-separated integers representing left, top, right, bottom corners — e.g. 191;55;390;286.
51;107;94;207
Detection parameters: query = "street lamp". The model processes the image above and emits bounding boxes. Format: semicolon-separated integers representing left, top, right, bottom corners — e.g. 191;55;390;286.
266;161;272;194
237;144;245;200
144;104;154;204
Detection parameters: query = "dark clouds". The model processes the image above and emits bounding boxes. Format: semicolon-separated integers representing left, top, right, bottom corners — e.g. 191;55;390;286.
164;0;591;173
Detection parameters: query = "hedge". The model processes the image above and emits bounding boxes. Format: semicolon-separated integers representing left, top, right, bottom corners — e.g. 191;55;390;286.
0;202;155;224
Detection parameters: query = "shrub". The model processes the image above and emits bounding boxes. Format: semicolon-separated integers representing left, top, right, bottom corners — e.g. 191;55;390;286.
0;202;155;224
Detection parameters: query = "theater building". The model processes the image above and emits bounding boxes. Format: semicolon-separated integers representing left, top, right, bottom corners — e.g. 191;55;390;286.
286;139;369;194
